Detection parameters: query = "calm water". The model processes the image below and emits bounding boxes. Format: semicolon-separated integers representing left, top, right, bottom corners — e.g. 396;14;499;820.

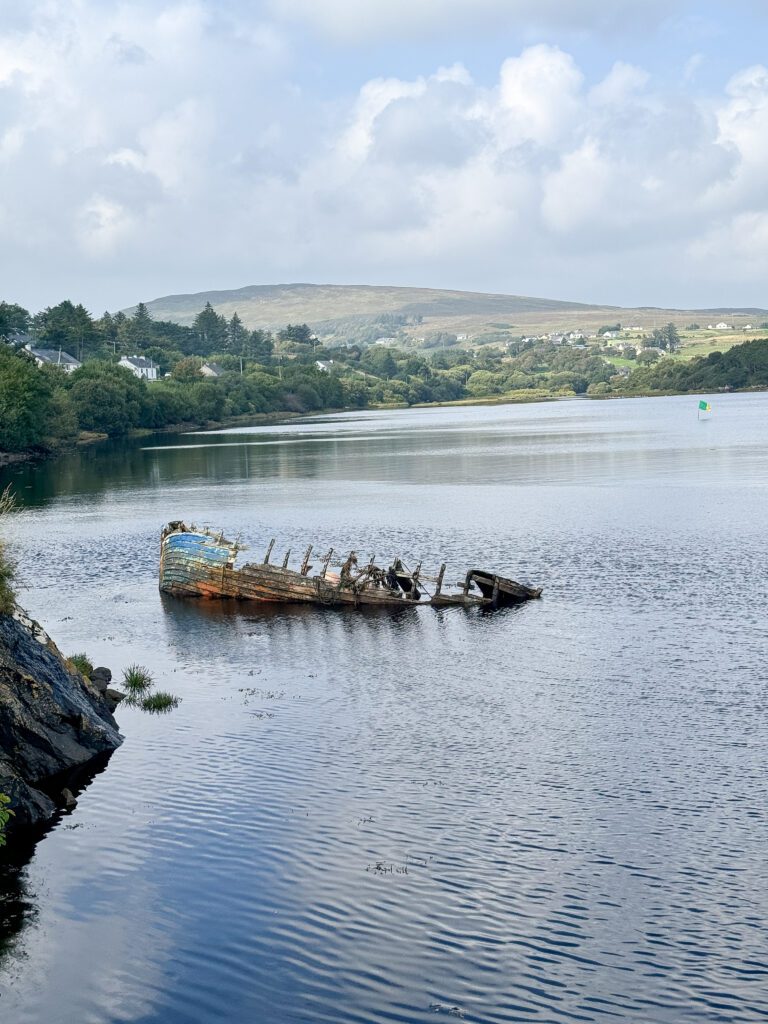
1;395;767;1024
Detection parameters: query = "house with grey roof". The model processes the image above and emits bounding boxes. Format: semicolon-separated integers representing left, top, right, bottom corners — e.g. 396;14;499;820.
119;355;158;380
200;362;226;378
24;343;81;373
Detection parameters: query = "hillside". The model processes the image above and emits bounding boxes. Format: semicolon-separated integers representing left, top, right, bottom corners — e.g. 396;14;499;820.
130;283;767;341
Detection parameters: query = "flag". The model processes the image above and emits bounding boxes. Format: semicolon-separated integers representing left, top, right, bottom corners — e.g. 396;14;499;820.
698;400;711;412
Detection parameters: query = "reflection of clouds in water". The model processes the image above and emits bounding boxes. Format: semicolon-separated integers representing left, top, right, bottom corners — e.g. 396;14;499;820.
1;394;768;1022
4;877;172;1023
1;789;177;1023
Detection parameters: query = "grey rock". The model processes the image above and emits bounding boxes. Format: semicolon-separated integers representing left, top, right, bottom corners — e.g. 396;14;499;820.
0;610;123;832
91;666;111;683
61;788;77;809
104;688;126;712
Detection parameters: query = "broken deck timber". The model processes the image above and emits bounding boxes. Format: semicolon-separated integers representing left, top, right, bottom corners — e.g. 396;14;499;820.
159;521;542;610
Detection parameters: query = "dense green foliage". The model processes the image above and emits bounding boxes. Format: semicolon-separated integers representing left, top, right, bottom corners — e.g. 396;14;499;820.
619;338;768;394
0;792;12;846
2;294;768;457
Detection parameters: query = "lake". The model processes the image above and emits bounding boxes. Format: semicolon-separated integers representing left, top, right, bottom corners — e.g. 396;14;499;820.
1;394;767;1024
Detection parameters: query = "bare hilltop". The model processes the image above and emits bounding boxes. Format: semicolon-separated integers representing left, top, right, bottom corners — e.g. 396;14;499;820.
133;282;767;342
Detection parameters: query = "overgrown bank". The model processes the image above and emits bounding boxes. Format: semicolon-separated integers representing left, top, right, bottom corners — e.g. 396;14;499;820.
3;295;768;461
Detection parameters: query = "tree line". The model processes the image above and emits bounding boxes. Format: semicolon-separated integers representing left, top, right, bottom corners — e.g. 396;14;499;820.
2;296;767;456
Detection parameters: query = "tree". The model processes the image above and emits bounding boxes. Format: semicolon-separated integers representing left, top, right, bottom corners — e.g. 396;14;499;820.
69;362;146;436
663;323;681;352
227;313;249;355
277;323;313;346
637;348;661;364
361;347;397;379
246;329;274;363
171;357;204;382
0;301;30;340
32;301;97;359
98;311;119;353
131;302;154;350
0;347;53;450
193;302;227;352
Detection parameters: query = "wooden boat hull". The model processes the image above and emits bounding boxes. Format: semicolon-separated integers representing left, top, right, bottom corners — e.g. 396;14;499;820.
159;524;543;611
465;570;542;607
159;529;416;607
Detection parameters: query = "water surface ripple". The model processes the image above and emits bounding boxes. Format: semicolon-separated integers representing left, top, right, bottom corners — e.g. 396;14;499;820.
1;395;766;1023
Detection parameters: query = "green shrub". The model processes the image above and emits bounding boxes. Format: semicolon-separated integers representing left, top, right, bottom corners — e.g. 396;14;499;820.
140;691;180;713
0;541;15;615
68;652;94;677
0;793;13;846
122;664;154;693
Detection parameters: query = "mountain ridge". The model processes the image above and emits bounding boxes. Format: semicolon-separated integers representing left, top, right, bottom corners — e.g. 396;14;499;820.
127;283;767;338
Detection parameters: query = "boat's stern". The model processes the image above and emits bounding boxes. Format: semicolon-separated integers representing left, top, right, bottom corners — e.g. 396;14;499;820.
159;523;239;598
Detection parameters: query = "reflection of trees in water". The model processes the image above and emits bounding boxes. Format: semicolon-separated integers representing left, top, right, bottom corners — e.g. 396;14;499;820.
0;431;356;510
0;834;38;964
0;753;114;967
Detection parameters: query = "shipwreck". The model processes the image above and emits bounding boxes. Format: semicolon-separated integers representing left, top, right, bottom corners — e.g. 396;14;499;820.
159;522;542;610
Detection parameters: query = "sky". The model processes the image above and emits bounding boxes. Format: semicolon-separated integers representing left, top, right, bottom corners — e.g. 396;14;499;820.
1;0;768;313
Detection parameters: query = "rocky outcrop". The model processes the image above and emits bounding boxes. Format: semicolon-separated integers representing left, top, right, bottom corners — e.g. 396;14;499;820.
0;608;123;831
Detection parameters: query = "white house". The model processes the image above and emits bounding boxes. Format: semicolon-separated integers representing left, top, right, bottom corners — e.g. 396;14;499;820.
119;355;158;380
24;343;81;373
315;359;334;373
714;322;731;330
200;362;226;378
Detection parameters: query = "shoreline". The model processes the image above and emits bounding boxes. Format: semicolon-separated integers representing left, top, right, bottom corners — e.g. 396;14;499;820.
2;385;765;469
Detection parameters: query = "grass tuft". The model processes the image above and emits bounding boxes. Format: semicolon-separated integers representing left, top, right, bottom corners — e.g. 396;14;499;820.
68;653;94;678
0;542;16;615
140;691;181;713
122;664;154;693
0;486;17;615
0;792;13;847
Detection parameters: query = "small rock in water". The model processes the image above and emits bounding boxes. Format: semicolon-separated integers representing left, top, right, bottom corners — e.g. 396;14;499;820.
104;688;126;711
61;788;77;809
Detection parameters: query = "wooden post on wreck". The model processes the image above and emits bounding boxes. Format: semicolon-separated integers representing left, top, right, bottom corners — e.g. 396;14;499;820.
321;548;334;578
435;563;446;597
263;538;275;564
300;544;313;575
281;549;291;569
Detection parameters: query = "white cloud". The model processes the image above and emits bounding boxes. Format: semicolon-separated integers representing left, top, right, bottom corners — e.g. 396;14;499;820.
1;2;768;309
267;0;674;42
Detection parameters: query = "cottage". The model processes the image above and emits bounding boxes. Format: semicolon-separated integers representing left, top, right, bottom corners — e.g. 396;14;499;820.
119;355;158;380
315;360;334;373
24;343;81;373
200;362;226;378
714;322;731;330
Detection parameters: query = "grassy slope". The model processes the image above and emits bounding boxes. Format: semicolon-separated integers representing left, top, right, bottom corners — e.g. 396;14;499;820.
130;283;768;350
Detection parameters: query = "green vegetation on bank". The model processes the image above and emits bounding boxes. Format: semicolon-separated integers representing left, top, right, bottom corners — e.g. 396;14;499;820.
0;486;16;614
0;792;12;846
2;297;768;458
